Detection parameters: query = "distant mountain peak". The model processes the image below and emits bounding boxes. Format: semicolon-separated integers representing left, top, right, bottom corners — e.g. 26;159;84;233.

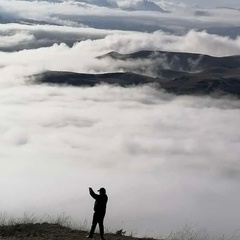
136;0;164;11
122;0;166;12
76;0;118;8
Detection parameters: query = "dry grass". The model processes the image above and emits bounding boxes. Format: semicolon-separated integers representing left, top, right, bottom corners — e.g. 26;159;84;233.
0;213;239;240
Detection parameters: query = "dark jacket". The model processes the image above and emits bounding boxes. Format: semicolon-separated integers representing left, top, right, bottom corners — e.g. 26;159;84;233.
89;189;108;214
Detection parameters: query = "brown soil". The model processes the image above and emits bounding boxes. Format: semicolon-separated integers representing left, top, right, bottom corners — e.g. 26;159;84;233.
0;223;156;240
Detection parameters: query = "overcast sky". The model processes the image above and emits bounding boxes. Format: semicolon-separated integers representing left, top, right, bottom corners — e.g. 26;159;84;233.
170;0;240;8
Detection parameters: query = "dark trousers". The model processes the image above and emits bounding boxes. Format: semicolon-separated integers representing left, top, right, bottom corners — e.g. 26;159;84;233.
89;212;106;238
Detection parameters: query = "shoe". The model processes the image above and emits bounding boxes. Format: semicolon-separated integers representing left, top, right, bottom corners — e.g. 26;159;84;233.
87;235;93;238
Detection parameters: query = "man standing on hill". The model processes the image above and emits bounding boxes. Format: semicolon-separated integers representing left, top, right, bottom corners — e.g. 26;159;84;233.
87;187;108;240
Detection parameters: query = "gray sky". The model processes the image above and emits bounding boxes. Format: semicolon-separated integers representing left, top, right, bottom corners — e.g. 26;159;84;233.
170;0;240;8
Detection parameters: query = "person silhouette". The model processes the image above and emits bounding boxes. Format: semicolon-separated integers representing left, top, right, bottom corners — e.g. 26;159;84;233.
87;187;108;240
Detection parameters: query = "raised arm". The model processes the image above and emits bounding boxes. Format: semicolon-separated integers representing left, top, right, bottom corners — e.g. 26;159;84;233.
89;187;98;199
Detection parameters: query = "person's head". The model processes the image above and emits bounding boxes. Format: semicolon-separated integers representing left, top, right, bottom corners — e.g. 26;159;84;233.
98;187;106;195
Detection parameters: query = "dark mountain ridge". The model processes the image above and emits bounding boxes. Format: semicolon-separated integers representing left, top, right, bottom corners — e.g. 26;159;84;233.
34;50;240;97
34;71;157;87
99;50;240;73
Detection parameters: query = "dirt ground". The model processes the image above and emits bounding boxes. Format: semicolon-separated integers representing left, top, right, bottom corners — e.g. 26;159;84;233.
0;223;155;240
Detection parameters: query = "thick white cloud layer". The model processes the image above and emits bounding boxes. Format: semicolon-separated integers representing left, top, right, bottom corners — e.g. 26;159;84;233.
0;0;240;238
0;82;240;237
0;34;240;237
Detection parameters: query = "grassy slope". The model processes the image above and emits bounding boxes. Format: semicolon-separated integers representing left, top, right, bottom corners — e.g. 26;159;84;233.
0;222;239;240
0;222;155;240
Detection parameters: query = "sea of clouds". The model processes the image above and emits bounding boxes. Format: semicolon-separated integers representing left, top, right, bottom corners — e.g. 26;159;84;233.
0;0;240;238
